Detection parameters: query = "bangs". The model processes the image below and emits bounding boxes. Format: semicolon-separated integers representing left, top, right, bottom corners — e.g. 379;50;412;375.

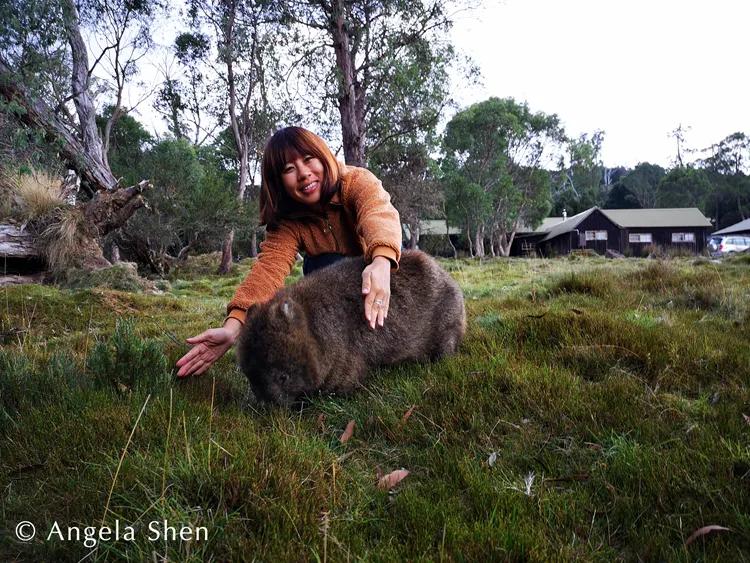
265;127;332;170
260;126;342;227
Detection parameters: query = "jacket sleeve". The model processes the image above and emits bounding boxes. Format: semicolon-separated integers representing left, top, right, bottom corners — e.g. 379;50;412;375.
225;221;300;325
344;167;402;268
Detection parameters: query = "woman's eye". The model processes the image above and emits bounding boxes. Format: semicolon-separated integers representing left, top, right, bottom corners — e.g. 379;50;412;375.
304;155;313;162
283;166;294;173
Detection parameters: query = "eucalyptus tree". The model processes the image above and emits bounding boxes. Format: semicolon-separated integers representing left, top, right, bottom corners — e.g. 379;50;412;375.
553;131;606;214
0;0;163;269
619;162;665;209
442;97;563;257
175;0;293;272
700;131;750;226
369;136;443;249
283;0;466;167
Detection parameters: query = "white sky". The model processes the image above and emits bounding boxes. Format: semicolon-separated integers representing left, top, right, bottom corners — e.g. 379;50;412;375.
450;0;750;168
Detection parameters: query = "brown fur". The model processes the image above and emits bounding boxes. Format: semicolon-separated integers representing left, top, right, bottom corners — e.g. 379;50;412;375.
237;250;466;405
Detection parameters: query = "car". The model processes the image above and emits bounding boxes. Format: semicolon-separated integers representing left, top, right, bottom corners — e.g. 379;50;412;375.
708;234;750;257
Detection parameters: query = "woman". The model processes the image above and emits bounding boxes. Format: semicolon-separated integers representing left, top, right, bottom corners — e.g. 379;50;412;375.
176;126;402;377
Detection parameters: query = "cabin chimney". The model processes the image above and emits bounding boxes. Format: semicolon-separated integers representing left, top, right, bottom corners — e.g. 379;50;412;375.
562;208;567;221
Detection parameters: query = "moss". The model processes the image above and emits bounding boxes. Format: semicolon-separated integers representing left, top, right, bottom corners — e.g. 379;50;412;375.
58;262;150;292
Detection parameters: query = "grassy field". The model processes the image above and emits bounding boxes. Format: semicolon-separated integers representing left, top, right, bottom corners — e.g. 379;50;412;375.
1;253;749;561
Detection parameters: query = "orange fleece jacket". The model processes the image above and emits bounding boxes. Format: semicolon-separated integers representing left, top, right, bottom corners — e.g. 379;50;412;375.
225;165;402;324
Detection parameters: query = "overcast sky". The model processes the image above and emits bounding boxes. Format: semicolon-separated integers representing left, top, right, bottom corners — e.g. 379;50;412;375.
450;0;749;168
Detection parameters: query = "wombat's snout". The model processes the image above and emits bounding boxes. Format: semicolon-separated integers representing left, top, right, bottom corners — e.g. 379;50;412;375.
252;367;311;406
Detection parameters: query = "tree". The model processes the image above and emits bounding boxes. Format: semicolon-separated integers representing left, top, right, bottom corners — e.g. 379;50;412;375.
285;0;465;166
657;166;711;209
619;162;665;208
96;106;153;186
0;0;157;270
178;0;291;273
369;138;443;249
442;97;563;257
700;132;750;227
553;131;605;214
114;138;242;273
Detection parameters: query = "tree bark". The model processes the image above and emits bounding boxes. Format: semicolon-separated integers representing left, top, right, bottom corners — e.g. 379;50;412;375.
330;0;365;166
473;224;485;258
0;61;117;193
250;229;258;258
218;229;234;274
407;221;420;249
60;0;116;190
0;224;38;258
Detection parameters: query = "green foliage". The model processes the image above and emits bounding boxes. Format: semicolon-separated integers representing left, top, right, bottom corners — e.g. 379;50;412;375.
618;162;666;208
553;131;606;214
116;137;241;272
97;106;153;186
369;137;443;246
87;318;170;393
658;166;712;208
442;97;562;254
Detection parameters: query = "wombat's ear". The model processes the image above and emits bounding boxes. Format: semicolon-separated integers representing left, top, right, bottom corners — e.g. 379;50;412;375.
281;300;294;321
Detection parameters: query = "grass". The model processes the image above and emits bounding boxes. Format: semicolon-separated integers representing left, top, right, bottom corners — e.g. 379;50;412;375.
1;255;750;561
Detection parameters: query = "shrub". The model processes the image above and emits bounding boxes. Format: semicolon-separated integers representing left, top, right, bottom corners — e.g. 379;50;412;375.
87;318;171;393
59;262;150;292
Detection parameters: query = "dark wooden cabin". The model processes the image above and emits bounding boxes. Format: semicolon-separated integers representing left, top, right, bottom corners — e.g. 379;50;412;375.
512;207;713;257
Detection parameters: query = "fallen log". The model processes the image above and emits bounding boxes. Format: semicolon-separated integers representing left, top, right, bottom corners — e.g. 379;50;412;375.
0;223;39;258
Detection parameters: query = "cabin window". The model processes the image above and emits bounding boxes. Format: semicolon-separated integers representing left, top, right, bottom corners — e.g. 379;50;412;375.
585;230;608;241
629;233;652;243
671;232;695;243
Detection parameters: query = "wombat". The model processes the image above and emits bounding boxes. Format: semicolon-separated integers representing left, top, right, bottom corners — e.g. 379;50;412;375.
237;250;466;406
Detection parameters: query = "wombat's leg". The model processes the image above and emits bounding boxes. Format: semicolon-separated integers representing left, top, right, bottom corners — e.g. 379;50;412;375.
430;287;466;360
326;356;368;394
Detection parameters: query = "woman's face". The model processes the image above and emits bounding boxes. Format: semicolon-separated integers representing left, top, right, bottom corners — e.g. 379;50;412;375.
281;153;325;206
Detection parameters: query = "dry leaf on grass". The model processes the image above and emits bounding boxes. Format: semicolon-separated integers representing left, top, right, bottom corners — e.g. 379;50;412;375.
401;405;416;424
685;525;731;546
339;420;355;443
488;452;497;467
317;413;326;431
377;469;409;490
742;413;750;426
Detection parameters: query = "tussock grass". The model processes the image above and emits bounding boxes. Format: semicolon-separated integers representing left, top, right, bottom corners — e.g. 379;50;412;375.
4;168;65;221
39;207;89;272
1;255;750;560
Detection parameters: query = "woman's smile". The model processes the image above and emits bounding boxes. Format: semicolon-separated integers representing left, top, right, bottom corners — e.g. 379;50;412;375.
282;155;324;205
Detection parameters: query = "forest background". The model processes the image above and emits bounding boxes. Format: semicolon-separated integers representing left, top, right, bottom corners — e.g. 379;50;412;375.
1;0;749;276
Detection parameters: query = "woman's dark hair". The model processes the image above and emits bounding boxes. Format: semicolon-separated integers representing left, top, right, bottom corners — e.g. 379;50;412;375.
260;127;341;227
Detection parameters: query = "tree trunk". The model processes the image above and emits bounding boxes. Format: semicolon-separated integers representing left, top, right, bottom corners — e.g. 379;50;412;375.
0;224;38;258
408;222;420;249
218;228;234;274
445;218;457;258
331;0;365;166
0;61;117;193
498;231;514;257
250;229;258;258
474;224;485;258
60;0;116;190
466;221;473;258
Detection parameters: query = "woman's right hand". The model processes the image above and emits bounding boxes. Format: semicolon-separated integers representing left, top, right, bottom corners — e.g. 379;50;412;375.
176;318;243;377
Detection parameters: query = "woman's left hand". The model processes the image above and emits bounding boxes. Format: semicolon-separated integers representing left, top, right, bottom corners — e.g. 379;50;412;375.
362;256;391;329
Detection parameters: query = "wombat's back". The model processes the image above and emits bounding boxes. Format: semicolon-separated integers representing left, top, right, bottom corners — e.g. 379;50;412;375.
287;250;466;389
